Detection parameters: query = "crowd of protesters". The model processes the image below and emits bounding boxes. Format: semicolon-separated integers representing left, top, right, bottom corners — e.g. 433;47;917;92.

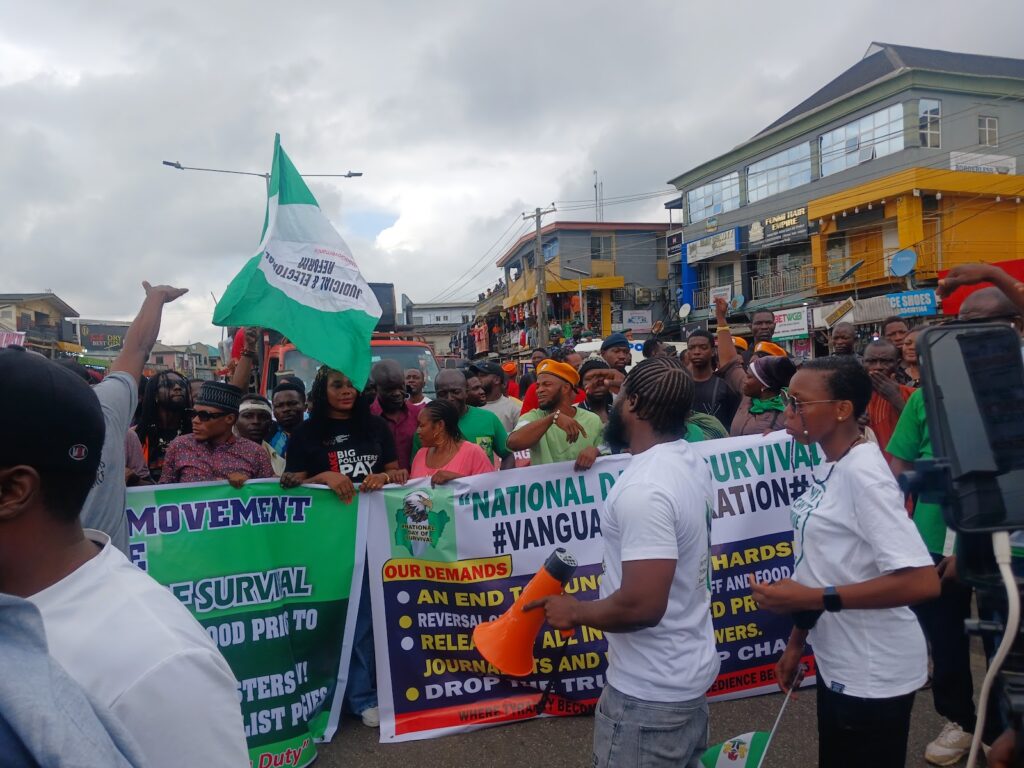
4;263;1024;766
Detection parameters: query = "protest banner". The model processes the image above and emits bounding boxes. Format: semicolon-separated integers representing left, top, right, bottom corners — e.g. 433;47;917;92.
365;432;822;742
126;480;365;767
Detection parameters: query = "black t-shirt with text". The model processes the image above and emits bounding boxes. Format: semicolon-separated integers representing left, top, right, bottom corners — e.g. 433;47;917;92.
285;415;397;484
691;375;739;432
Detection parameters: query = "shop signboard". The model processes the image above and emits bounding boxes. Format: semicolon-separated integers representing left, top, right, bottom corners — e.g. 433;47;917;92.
709;285;733;308
949;152;1016;175
886;289;938;317
686;228;739;265
748;207;808;248
772;306;809;340
824;298;855;327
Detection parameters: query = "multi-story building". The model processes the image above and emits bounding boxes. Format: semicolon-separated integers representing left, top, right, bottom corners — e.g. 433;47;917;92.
147;341;220;380
496;221;671;345
0;292;81;357
401;298;476;357
666;42;1024;354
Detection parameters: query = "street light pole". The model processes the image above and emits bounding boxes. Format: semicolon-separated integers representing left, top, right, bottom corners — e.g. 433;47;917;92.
524;205;556;339
162;161;363;192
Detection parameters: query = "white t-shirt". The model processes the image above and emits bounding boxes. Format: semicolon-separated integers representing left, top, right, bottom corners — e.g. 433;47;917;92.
81;371;137;553
29;530;249;768
600;440;721;702
790;442;933;698
482;396;522;433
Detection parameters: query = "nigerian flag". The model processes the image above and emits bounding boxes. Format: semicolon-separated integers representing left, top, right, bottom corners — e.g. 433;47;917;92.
214;134;381;389
700;731;769;768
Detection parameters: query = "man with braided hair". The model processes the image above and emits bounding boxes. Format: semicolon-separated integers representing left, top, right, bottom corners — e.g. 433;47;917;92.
527;356;719;768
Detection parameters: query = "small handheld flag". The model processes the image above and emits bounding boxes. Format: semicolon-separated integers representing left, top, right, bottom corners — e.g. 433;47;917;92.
700;671;799;768
214;134;381;389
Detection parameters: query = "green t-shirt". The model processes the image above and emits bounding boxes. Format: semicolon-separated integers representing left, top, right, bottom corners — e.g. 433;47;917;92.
514;408;604;466
886;389;952;555
411;405;509;463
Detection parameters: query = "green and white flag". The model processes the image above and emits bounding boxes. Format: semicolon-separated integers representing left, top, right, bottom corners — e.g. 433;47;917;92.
701;731;770;768
214;134;381;389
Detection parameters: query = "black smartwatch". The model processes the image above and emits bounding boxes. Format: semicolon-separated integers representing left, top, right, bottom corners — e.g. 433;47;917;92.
823;586;842;613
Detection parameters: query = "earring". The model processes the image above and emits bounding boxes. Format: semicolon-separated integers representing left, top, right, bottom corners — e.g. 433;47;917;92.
802;429;809;436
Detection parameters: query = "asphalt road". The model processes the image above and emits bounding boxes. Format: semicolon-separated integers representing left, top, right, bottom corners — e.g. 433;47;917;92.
316;649;990;768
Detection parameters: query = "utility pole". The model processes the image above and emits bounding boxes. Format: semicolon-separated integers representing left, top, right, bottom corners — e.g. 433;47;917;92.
524;204;557;338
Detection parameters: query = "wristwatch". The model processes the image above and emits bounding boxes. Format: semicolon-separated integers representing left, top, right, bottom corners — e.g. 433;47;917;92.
552;410;561;423
823;586;842;612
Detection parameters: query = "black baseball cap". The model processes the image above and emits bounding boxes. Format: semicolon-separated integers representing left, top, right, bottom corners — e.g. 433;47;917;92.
467;360;504;377
0;347;104;477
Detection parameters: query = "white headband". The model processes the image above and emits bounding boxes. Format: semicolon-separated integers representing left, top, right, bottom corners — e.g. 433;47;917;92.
239;401;272;415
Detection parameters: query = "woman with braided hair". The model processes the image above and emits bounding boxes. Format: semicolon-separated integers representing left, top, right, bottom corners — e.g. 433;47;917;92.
527;355;720;768
751;356;940;767
281;364;407;729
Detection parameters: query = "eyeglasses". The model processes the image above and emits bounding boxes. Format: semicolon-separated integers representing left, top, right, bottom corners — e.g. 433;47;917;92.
780;389;840;413
188;409;230;422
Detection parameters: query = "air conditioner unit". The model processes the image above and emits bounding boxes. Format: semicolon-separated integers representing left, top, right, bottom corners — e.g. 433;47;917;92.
634;287;652;306
611;288;628;301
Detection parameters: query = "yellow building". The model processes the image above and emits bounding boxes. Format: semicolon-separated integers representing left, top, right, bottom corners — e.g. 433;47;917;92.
494;222;670;346
809;168;1024;295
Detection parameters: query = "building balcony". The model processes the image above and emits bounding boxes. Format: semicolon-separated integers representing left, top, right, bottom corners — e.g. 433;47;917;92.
751;266;817;301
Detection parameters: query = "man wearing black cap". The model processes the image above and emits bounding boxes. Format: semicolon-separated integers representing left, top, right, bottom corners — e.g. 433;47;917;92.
0;348;249;767
600;333;632;374
469;359;521;432
160;381;274;485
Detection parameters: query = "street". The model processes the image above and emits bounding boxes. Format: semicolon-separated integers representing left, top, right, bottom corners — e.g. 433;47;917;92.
318;649;988;768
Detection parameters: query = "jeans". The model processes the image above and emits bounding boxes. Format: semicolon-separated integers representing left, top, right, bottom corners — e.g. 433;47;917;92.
592;684;708;768
815;675;915;768
344;567;378;715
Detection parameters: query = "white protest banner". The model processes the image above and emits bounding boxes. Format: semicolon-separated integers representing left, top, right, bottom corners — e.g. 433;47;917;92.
364;432;822;742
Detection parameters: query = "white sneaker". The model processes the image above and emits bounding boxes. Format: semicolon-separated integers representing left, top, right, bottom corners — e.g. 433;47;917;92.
360;706;380;728
925;721;972;766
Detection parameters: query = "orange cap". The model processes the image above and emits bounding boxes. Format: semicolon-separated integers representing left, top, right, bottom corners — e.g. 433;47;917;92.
501;361;517;375
754;341;787;357
536;359;580;387
731;336;749;351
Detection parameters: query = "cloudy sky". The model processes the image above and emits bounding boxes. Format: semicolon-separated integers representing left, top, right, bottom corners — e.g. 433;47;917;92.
3;1;1021;344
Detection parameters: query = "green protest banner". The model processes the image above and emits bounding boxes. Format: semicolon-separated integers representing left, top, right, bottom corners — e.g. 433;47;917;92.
126;480;364;768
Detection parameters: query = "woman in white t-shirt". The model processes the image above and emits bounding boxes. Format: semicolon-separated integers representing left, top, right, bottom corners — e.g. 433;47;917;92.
751;356;939;768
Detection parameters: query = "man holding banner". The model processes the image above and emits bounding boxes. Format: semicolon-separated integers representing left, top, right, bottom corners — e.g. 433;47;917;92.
527;357;720;768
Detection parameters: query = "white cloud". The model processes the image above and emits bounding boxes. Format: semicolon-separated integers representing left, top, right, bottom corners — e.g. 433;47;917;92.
1;0;1021;344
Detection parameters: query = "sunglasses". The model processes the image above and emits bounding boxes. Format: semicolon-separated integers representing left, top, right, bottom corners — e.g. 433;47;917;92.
188;409;231;422
779;389;841;413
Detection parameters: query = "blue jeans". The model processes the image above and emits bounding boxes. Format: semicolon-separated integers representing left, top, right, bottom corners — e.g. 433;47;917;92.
344;568;377;715
593;684;709;768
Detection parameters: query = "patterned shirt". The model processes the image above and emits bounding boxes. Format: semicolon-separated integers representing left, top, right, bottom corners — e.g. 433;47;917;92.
370;400;425;471
159;434;275;485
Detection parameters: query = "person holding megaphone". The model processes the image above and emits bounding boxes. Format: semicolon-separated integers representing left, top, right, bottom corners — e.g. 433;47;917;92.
526;357;720;768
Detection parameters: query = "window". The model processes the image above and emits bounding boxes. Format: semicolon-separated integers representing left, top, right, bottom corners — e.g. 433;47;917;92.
590;235;613;260
919;99;941;148
686;172;740;223
820;104;905;177
747;143;812;203
979;115;999;147
714;263;735;287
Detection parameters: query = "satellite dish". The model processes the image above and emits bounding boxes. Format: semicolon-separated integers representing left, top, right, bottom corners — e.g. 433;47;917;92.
890;249;918;277
730;293;746;311
838;260;866;283
678;303;692;320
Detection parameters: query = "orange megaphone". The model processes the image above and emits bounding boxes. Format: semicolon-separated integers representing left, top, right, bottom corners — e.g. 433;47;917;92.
472;548;578;677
